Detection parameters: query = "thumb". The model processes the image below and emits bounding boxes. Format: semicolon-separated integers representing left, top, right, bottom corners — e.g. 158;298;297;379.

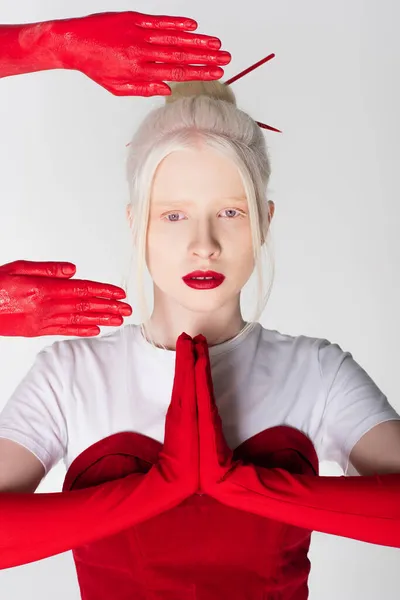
0;260;76;278
97;79;171;97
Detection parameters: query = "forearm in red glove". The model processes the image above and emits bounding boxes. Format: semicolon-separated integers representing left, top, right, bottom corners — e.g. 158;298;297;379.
194;334;400;549
0;333;198;569
0;260;132;337
0;12;231;96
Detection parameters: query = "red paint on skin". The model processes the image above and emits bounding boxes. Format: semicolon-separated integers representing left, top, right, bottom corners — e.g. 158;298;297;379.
0;11;231;95
0;260;131;337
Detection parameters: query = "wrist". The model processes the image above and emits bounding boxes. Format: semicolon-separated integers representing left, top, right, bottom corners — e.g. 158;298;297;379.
0;21;62;77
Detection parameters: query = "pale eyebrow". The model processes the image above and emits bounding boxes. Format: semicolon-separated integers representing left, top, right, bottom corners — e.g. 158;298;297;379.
154;197;248;208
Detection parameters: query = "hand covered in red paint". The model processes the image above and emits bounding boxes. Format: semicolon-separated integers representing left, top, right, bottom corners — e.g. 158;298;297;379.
0;12;231;96
0;260;132;337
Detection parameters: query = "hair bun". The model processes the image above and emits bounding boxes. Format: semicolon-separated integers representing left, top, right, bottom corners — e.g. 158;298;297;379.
165;80;236;106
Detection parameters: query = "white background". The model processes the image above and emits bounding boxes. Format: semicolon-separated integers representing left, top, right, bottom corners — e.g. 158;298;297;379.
0;0;399;598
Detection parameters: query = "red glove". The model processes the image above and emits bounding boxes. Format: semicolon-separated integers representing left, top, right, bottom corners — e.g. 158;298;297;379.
194;334;400;549
0;12;231;96
0;333;198;569
0;260;132;337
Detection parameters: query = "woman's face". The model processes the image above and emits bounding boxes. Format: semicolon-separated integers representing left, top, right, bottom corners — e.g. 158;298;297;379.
129;146;273;316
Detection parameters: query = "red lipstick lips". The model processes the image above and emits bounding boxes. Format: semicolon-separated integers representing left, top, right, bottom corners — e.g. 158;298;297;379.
182;270;225;290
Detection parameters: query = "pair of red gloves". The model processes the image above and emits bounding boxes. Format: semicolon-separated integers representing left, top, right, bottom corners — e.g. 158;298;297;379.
1;331;400;570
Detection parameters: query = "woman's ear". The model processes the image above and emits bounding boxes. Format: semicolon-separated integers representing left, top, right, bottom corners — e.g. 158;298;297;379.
268;201;275;222
261;202;275;245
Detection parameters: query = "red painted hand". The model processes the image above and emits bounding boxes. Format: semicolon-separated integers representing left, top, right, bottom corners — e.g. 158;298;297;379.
0;12;231;96
0;260;132;337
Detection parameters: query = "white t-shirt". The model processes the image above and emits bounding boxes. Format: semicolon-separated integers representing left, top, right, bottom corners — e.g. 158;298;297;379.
0;322;398;478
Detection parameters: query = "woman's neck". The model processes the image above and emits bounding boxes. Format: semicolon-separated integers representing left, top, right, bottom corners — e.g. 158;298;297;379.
141;317;247;350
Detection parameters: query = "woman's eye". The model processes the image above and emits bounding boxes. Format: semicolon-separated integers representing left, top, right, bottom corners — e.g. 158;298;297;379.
164;212;183;222
222;209;241;218
163;209;242;223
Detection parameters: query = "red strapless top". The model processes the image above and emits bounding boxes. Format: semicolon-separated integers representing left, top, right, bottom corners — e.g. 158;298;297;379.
62;426;318;600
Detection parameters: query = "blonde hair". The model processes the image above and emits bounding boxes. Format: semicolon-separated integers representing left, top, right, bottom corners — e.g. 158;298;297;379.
123;80;275;350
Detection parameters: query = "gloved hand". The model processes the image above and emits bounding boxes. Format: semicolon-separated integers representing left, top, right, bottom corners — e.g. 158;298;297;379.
0;333;199;569
194;333;400;548
0;260;132;337
0;11;231;96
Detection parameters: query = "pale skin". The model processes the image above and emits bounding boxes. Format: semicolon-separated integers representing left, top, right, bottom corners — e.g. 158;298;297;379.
126;146;275;350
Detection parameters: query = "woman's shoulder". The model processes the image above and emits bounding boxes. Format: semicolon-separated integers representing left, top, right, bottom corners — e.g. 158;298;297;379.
256;324;351;370
258;323;328;349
